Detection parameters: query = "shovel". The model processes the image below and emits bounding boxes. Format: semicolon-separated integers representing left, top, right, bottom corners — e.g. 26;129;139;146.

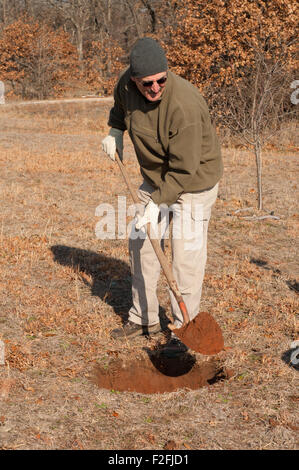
115;152;224;355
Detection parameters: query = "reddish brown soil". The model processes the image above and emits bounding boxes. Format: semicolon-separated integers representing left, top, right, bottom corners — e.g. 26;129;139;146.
93;353;225;394
173;311;225;355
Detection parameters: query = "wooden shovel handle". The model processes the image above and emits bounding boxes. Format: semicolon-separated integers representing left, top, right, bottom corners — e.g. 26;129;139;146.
115;152;190;326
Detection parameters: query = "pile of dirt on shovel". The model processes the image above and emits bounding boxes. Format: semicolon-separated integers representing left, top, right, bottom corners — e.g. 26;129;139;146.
172;311;225;356
93;352;228;394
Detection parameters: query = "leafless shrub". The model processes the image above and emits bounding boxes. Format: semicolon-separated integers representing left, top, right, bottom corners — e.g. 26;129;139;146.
207;40;298;211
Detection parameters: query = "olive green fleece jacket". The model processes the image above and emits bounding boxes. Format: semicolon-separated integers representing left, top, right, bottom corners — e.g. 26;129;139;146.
108;68;223;207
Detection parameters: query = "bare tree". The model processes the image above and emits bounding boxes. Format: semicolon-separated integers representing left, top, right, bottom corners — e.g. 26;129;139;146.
0;0;42;24
140;0;156;32
0;0;8;25
213;43;297;211
123;0;143;38
139;0;175;35
48;0;92;68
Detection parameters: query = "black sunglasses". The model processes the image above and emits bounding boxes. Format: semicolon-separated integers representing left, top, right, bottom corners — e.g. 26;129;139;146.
141;75;167;88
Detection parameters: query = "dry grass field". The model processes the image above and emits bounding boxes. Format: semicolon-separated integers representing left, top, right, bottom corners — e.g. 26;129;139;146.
0;99;298;450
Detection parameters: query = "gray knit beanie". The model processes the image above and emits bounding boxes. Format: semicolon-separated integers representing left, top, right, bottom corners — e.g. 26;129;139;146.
130;37;168;78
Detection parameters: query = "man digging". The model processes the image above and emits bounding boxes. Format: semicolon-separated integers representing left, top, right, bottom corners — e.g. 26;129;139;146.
102;38;223;355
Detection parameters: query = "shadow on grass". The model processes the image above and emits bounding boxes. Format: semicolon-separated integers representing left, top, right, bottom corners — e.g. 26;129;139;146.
51;244;132;321
250;257;298;293
50;244;169;328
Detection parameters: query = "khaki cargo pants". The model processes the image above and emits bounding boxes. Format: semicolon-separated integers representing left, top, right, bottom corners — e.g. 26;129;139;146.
128;180;219;328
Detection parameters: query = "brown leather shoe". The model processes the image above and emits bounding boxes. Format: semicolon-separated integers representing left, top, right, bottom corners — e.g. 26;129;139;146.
111;320;161;339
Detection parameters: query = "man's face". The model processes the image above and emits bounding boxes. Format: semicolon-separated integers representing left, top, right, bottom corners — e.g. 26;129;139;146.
131;71;167;102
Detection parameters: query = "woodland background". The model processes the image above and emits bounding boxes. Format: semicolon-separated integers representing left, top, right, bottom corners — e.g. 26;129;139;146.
0;1;297;105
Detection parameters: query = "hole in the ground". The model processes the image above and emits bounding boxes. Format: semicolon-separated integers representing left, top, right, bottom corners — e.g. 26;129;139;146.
92;352;229;394
147;351;196;377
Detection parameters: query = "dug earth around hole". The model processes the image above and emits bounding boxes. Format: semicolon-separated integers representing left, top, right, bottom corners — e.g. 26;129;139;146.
92;352;230;394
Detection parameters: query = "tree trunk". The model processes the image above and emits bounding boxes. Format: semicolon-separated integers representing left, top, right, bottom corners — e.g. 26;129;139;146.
2;0;7;25
76;27;84;72
106;0;112;76
141;0;156;32
125;0;143;38
254;141;263;211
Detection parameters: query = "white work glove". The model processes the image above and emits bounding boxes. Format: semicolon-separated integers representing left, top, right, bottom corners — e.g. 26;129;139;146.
135;199;160;234
101;128;124;161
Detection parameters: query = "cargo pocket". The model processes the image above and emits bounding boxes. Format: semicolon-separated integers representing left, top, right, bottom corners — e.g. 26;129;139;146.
183;197;204;251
